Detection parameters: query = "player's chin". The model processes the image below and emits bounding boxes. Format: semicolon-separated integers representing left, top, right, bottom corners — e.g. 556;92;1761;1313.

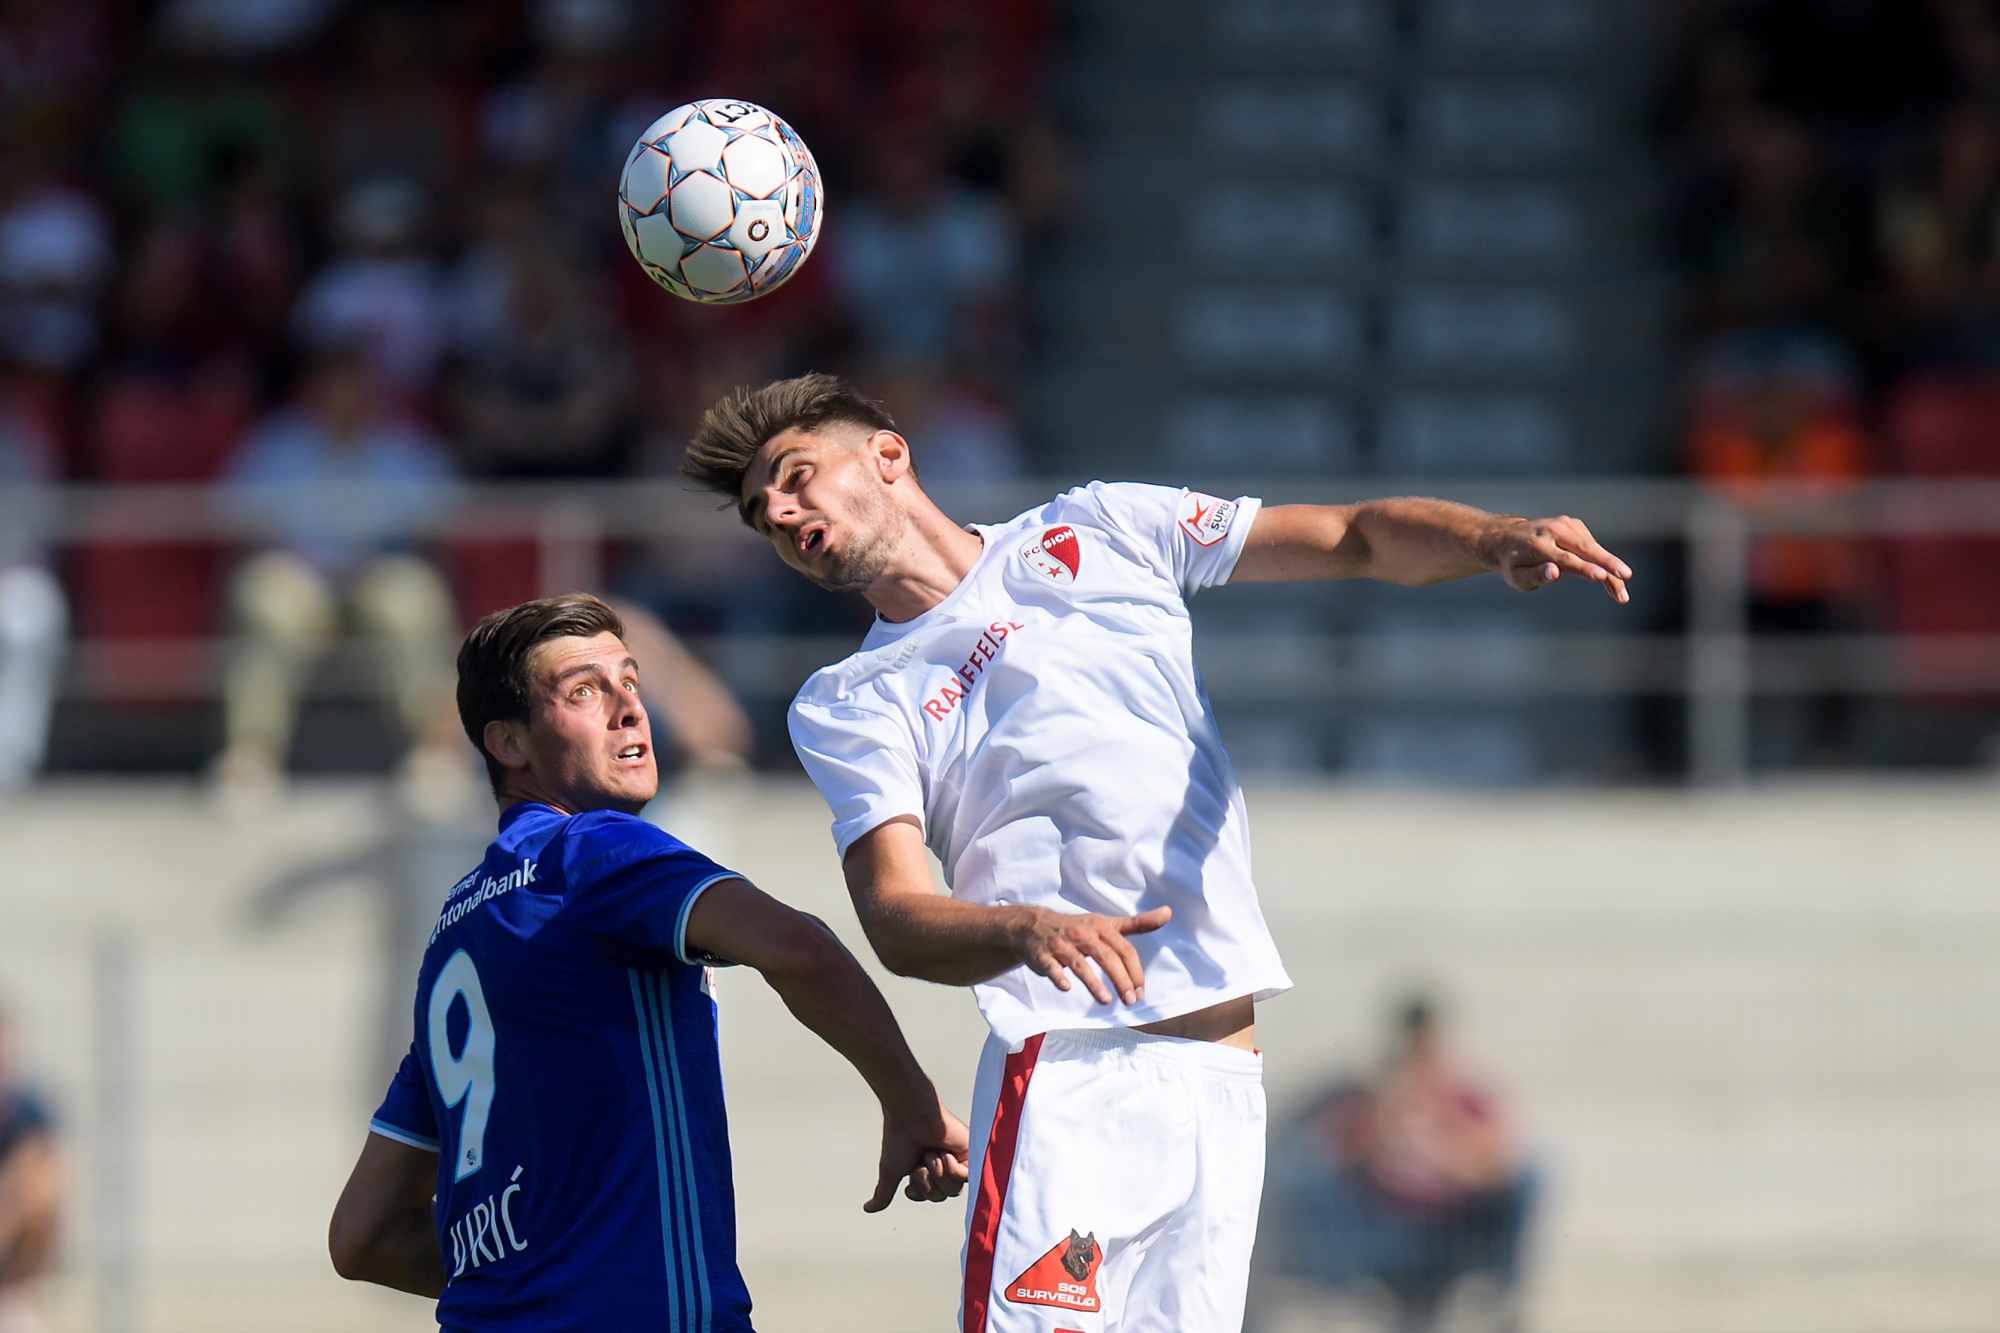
603;753;658;800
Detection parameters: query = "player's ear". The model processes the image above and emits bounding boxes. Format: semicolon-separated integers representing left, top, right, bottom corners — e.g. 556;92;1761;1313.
870;430;912;482
482;718;532;772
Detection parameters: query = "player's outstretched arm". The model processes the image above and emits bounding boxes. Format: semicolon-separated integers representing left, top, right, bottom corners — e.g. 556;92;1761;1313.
1232;499;1632;602
842;818;1173;1007
329;1133;446;1297
683;876;972;1211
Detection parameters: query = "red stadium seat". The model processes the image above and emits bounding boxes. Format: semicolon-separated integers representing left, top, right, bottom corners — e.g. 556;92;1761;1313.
1882;372;2000;636
442;538;541;629
70;365;254;699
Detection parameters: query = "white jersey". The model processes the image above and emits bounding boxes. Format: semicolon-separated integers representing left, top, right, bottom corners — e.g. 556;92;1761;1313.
788;482;1292;1046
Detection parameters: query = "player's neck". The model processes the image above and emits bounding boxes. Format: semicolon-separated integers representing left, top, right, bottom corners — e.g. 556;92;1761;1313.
863;504;985;624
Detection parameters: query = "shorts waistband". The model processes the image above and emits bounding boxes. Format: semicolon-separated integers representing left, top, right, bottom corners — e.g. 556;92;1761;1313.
1033;1025;1264;1083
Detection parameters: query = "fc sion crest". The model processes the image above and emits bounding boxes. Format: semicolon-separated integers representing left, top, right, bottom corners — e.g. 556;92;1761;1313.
1021;525;1082;583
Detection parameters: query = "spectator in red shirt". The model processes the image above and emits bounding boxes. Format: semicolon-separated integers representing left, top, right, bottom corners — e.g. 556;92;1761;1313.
1258;996;1535;1333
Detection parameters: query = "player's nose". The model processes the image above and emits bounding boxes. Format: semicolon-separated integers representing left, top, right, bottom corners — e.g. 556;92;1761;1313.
764;487;808;529
612;691;645;730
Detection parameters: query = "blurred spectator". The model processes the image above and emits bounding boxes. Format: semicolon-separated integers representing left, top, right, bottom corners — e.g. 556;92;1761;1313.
157;0;341;59
829;122;1020;380
292;175;447;393
1874;103;2000;365
1257;996;1533;1333
0;0;110;143
1687;326;1876;632
105;57;298;216
482;5;621;173
881;0;1066;234
0;1002;58;1333
1679;110;1865;333
0;161;110;375
216;346;459;787
320;7;465;204
449;247;636;478
0;393;62;791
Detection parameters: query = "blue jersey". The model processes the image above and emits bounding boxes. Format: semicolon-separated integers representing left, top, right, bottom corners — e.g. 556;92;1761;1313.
370;801;753;1331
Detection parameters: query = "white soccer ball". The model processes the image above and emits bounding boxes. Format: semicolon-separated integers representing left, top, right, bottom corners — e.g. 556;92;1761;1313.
618;98;823;305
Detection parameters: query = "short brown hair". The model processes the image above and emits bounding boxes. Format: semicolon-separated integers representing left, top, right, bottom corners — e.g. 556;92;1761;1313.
682;372;899;522
456;593;626;794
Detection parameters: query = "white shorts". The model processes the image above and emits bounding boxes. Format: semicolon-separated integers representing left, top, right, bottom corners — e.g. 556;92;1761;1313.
958;1026;1267;1333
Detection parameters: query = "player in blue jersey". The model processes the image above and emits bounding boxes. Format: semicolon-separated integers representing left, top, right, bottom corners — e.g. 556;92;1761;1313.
327;594;969;1331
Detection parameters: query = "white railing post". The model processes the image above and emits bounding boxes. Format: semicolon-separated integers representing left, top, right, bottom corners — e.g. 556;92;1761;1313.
1688;496;1751;785
92;932;138;1333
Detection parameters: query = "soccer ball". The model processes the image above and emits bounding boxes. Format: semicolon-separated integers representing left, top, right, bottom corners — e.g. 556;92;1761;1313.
618;99;823;305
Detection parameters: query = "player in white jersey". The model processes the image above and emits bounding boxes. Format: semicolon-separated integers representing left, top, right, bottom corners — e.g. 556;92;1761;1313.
681;375;1631;1333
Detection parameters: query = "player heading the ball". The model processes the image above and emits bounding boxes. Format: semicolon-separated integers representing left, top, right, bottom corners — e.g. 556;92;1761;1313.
681;374;1631;1333
328;594;968;1329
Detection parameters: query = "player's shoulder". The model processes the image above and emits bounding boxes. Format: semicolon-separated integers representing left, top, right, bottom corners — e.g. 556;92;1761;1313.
555;808;736;895
560;807;683;864
1002;480;1165;531
791;642;926;731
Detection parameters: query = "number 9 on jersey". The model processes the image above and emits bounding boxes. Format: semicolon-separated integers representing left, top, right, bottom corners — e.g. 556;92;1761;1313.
428;950;497;1181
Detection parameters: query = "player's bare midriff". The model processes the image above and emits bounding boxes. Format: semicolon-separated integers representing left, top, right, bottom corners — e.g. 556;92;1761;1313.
1134;993;1256;1049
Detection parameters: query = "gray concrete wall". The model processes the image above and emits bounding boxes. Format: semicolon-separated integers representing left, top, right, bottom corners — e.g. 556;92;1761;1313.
0;778;1996;1331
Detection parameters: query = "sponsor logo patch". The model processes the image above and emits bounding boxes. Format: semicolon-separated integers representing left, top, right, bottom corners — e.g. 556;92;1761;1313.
1005;1229;1101;1313
921;621;1025;722
1177;491;1237;547
1021;525;1082;582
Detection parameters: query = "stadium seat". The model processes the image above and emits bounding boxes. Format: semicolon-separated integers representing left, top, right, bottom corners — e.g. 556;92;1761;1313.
1882;372;2000;636
441;538;541;629
69;367;253;698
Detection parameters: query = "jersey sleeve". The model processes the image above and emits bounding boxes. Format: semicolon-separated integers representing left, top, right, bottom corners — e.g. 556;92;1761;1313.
789;681;926;859
559;812;744;968
1087;482;1262;597
369;1046;440;1151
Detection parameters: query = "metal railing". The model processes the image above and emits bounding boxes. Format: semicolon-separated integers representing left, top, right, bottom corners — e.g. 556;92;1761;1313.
13;476;2000;785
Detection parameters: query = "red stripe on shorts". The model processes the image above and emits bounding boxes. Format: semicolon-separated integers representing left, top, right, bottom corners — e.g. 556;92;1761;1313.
962;1033;1045;1333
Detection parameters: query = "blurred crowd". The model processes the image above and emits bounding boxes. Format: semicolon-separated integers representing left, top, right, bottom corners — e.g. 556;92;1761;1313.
1668;0;2000;760
0;0;1062;782
1255;996;1533;1333
0;1001;56;1333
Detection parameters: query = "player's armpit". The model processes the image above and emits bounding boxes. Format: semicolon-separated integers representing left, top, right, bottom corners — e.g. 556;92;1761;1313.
330;1133;445;1297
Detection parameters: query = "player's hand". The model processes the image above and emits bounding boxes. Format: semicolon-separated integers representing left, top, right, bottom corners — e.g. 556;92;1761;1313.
1485;515;1631;603
1017;906;1173;1007
866;1095;971;1213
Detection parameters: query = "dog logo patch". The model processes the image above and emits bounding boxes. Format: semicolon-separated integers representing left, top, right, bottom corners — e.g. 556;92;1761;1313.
1177;491;1237;547
1006;1229;1101;1312
1020;525;1081;583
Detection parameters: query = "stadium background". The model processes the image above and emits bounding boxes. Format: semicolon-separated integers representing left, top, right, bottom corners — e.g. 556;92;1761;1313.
0;0;1998;1330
